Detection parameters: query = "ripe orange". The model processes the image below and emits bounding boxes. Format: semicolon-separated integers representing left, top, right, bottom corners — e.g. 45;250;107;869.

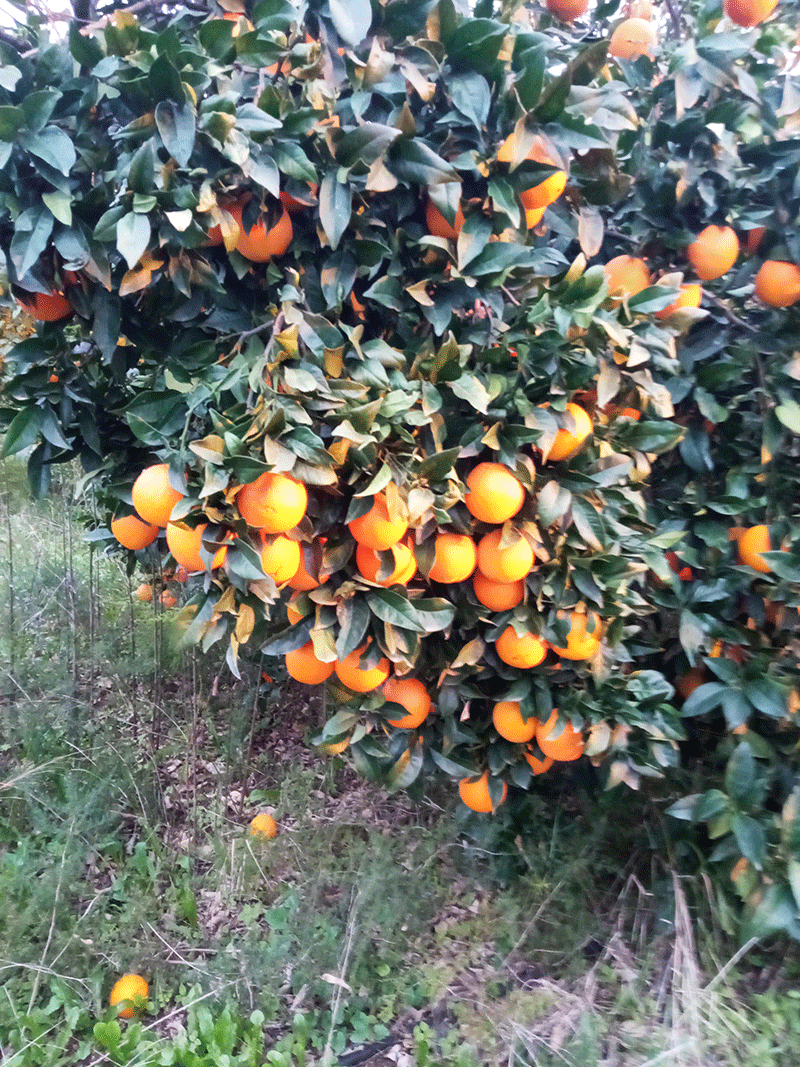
348;494;408;550
425;199;465;240
525;205;546;229
546;403;593;462
604;255;651;306
286;641;335;684
546;0;589;19
260;533;301;583
686;226;739;281
15;288;73;322
288;539;329;590
237;472;308;533
383;676;432;728
666;551;693;581
131;464;184;527
136;583;153;602
249;813;278;839
166;522;227;571
160;590;178;608
738;524;779;574
464;462;525;524
458;769;507;812
655;283;702;319
428;532;478;583
536;711;584;761
473;572;525;611
476;528;534;583
675;667;707;700
497;133;568;210
229;200;293;262
608;18;658;60
357;541;416;585
493;700;538;743
496;626;548;668
524;749;554;775
335;642;391;692
619;408;641;420
110;974;148;1019
111;514;159;551
754;260;800;307
724;0;777;24
550;610;602;660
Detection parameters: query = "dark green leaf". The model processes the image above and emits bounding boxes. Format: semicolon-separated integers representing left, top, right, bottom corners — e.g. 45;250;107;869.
386;745;423;791
2;407;43;457
682;682;727;717
19;126;77;175
367;589;424;632
449;73;490;127
319;173;352;252
148;53;185;104
732;814;766;870
0;105;26;141
10;205;54;277
725;742;756;808
155;100;196;168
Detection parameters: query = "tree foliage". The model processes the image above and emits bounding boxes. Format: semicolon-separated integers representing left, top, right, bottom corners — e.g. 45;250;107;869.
1;0;800;938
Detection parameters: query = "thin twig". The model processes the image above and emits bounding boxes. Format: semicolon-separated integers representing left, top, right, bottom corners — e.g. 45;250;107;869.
707;293;758;333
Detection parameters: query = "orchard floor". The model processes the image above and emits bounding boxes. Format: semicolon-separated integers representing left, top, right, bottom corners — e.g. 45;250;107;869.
1;462;799;1067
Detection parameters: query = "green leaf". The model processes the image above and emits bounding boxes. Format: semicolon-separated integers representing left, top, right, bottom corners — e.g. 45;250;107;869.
776;398;800;434
69;22;103;66
128;140;155;193
388;138;459;187
367;589;424;632
148;53;185;104
19;126;76;175
732;814;766;871
447;18;506;74
272;140;317;182
2;407;43;458
331;123;400;168
692;789;729;822
10;205;54;277
319;173;352;252
243;147;281;196
538;480;572;526
329;0;373;47
430;748;479;778
449;73;490;127
155;101;195;168
117;212;151;270
725;742;756;808
682;682;726;717
409;597;456;633
335;597;372;661
742;884;798;941
93;1021;122;1050
386;746;423;791
42;191;72;226
0;105;26;141
21;90;61;133
450;374;492;415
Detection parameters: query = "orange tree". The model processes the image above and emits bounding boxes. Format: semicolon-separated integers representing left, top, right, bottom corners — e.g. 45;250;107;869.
1;0;800;936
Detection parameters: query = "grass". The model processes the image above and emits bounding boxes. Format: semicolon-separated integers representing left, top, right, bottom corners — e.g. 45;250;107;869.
1;457;799;1066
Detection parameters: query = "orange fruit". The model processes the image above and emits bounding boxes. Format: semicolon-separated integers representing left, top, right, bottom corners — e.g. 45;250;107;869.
675;667;707;700
136;583;153;602
550;610;602;660
383;676;432;728
496;626;547;668
260;533;301;583
228;200;293;262
604;255;651;306
15;288;73;322
477;528;534;583
131;464;183;527
492;701;538;742
109;974;148;1019
655;283;703;319
473;572;525;611
666;551;693;581
546;403;593;462
724;0;777;24
356;541;416;586
428;532;478;583
742;226;767;255
536;711;584;761
166;522;227;571
738;524;779;574
160;590;178;608
497;133;568;210
608;18;658;60
686;226;739;281
249;813;278;839
754;260;800;307
458;770;507;812
286;641;335;684
348;494;408;551
111;514;159;551
237;472;308;532
335;642;391;692
288;539;329;590
524;749;554;775
464;462;525;524
525;205;546;229
619;407;641;420
425;199;465;240
546;0;589;18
